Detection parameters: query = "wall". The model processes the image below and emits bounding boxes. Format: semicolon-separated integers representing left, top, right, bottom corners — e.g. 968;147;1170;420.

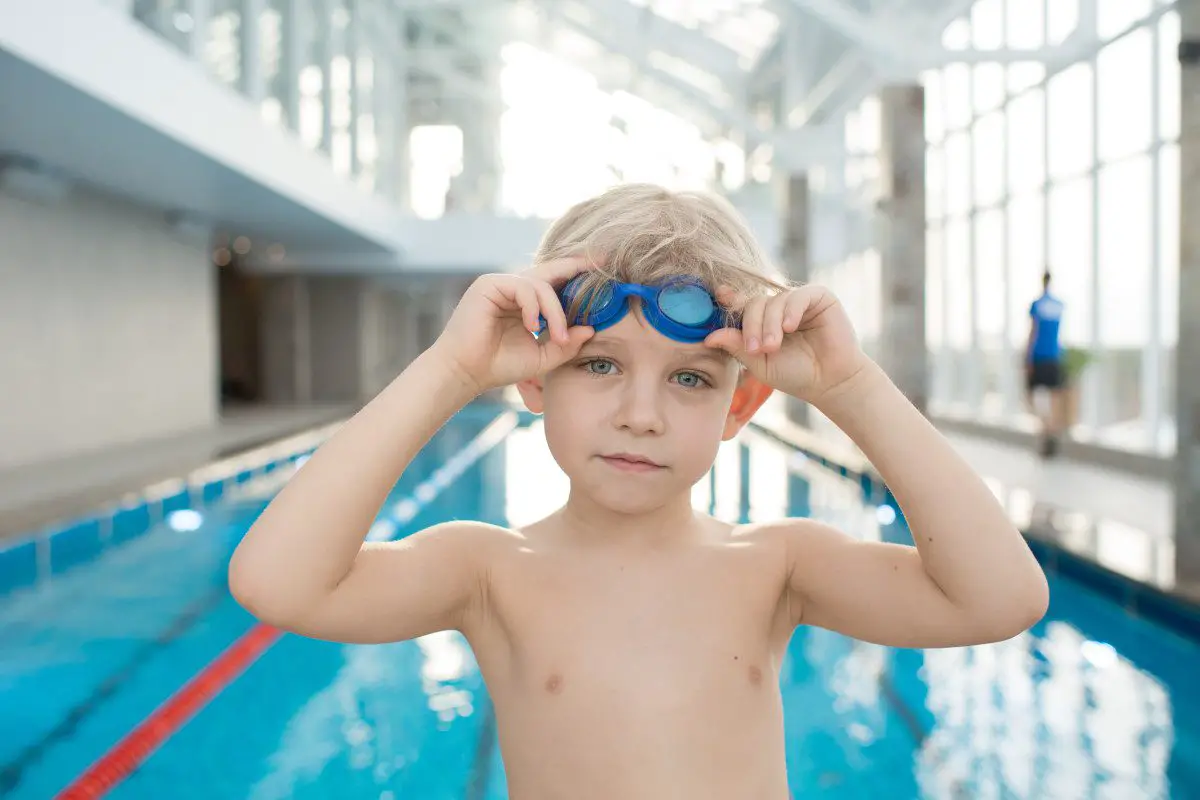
0;185;217;469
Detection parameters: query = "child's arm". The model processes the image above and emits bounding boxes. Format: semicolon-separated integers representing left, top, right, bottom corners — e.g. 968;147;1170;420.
780;361;1048;648
228;259;597;644
708;285;1048;649
228;353;494;643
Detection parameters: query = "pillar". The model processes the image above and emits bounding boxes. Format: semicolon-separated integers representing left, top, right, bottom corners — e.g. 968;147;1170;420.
280;0;304;132
448;56;502;212
1175;0;1200;587
780;173;811;427
261;275;312;404
876;84;928;413
239;0;266;103
346;0;361;176
318;0;334;154
186;0;210;59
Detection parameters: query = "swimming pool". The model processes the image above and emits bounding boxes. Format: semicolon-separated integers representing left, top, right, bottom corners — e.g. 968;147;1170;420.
1;406;1197;799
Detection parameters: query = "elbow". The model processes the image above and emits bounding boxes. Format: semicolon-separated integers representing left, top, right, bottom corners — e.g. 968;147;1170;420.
227;550;293;628
982;573;1050;642
227;551;264;617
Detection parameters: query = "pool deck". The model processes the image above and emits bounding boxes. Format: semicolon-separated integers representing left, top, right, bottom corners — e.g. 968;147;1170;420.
0;404;351;542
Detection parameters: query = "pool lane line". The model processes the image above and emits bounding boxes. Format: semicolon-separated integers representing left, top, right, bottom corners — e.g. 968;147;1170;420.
56;411;520;799
56;624;281;800
878;671;927;745
0;583;229;796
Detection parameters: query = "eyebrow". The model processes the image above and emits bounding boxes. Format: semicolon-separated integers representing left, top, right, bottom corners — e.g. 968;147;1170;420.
674;352;731;371
582;337;729;369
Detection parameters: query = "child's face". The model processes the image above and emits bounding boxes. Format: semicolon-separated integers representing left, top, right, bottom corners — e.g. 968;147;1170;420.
520;308;748;515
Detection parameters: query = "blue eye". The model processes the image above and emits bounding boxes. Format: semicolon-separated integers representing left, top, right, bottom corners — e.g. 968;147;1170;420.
583;359;616;376
674;371;709;388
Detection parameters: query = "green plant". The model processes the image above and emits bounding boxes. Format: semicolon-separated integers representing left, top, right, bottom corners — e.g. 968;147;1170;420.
1062;347;1093;383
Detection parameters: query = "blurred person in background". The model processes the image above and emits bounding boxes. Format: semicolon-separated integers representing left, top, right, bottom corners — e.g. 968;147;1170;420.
1025;270;1067;458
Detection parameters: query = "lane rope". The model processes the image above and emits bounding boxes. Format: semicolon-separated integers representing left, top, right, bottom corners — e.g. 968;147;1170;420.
55;411;520;799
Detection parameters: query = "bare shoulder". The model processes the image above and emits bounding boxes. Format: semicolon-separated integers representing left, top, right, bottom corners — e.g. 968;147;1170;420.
727;516;841;552
727;517;854;588
381;519;525;562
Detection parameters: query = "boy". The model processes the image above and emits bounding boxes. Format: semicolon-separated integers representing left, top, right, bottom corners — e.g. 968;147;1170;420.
229;184;1049;799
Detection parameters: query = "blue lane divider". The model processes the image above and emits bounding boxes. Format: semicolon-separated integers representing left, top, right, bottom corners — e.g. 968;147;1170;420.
367;411;519;542
0;405;518;599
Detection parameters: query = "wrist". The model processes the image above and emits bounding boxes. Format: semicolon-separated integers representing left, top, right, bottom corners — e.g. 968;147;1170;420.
809;358;893;422
409;346;486;403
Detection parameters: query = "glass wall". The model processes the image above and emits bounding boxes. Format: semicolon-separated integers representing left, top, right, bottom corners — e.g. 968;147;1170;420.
133;0;406;204
923;0;1178;455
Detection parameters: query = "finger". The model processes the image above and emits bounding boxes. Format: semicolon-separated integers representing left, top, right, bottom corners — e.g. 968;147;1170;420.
704;328;746;359
740;296;768;353
539;325;595;372
495;279;542;333
785;285;833;330
525;255;604;288
531;279;568;343
761;293;788;352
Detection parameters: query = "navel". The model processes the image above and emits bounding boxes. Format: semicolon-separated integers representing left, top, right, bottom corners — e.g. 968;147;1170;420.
748;665;763;686
544;673;564;695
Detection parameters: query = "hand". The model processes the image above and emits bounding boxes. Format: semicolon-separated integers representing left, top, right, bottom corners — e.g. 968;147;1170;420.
432;257;599;394
704;284;869;405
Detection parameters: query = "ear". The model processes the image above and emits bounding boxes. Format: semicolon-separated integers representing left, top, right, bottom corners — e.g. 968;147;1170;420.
515;375;546;414
722;374;773;440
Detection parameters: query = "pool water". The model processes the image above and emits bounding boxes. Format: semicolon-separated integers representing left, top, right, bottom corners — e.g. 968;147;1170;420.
1;408;1197;799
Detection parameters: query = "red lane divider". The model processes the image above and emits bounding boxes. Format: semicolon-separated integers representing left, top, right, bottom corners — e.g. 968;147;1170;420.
57;624;282;799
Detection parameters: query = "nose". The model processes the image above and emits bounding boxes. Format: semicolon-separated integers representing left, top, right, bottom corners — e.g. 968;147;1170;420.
612;375;666;436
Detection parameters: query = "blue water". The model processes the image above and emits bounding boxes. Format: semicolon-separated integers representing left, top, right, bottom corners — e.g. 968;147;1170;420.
1;408;1197;799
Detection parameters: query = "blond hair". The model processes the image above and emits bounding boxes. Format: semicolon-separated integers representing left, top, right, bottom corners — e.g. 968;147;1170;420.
534;184;790;324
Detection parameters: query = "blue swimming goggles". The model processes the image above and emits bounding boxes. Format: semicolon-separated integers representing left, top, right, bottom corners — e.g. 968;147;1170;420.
539;275;736;344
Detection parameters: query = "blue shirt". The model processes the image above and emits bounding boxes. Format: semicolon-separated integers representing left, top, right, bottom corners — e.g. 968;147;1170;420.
1029;292;1064;362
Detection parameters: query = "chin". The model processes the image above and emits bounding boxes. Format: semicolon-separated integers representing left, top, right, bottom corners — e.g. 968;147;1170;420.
572;458;701;514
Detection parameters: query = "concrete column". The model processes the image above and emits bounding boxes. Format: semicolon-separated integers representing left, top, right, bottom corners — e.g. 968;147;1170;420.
280;0;304;132
876;84;928;413
308;276;366;403
449;58;501;212
1175;0;1200;588
318;0;334;154
186;0;211;60
239;0;266;103
346;0;361;176
261;275;312;404
780;173;811;427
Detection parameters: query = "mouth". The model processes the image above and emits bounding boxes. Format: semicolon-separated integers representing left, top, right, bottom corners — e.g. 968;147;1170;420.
598;453;665;472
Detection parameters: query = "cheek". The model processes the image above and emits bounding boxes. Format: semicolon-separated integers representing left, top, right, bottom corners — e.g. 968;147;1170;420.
540;381;600;464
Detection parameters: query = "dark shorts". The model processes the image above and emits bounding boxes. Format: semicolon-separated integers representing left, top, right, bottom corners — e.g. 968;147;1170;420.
1027;360;1064;390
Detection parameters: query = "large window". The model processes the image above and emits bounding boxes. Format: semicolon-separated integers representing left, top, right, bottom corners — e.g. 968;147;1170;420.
1046;177;1093;347
973;113;1005;206
1007;193;1044;347
1047;63;1093;179
924;3;1177;454
1007;89;1044;194
1097;28;1153;162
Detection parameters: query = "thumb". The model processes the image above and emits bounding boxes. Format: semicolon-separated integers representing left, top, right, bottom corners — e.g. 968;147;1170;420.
539;325;595;371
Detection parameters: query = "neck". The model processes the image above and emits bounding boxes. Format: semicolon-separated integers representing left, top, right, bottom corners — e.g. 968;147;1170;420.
556;486;706;549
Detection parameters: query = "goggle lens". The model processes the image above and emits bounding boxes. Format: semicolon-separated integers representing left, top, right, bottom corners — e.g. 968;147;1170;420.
658;283;716;326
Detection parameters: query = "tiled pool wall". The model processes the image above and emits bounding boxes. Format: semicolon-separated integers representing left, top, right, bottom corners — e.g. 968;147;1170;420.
0;423;338;599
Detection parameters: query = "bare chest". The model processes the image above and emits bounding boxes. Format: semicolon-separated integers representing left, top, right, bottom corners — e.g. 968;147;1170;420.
472;544;790;705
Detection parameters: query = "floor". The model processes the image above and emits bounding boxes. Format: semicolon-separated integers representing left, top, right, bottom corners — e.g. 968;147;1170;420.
0;404;351;542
